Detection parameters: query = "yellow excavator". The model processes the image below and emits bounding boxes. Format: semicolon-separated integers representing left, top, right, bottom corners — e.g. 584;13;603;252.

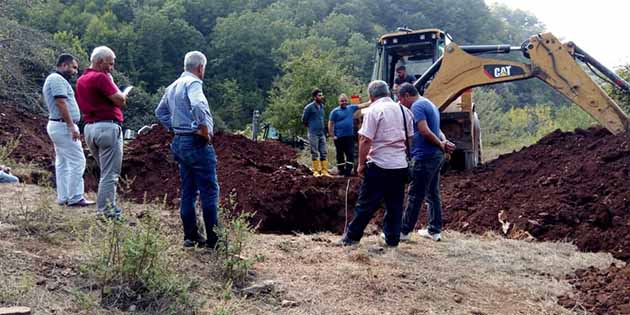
371;28;630;169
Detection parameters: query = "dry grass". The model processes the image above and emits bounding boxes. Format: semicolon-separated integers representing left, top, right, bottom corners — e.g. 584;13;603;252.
214;232;619;315
0;183;623;315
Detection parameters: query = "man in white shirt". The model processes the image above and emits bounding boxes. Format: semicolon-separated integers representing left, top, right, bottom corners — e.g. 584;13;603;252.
337;80;413;247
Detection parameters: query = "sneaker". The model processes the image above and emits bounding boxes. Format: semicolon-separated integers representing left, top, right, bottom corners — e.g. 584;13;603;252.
418;229;441;242
68;198;96;207
335;234;358;246
183;237;207;248
400;232;410;242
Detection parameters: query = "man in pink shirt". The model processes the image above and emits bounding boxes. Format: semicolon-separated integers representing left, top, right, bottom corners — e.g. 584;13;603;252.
337;80;413;247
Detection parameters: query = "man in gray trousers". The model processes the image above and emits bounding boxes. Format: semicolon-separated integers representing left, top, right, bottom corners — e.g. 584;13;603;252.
76;46;130;219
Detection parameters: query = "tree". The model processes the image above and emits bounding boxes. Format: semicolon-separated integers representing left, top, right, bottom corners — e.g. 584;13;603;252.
264;50;362;135
209;10;299;101
608;64;630;114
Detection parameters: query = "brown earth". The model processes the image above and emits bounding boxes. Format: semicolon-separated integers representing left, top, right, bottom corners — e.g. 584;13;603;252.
441;127;630;262
120;125;361;234
558;264;630;315
0;101;53;167
3;103;630;314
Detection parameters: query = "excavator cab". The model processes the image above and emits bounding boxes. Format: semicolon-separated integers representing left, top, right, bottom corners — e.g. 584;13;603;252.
372;28;481;170
372;28;448;89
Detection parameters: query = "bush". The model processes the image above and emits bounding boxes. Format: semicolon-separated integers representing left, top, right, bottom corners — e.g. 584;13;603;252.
211;193;262;288
79;206;195;313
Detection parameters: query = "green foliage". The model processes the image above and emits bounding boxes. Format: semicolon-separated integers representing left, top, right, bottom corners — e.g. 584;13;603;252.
212;194;262;288
475;88;595;160
608;64;630;113
265;49;363;135
79;208;194;313
53;31;89;64
5;0;581;133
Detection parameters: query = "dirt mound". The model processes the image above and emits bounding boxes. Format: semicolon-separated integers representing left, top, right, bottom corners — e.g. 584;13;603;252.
0;102;53;167
442;127;630;261
558;264;630;314
121;126;359;233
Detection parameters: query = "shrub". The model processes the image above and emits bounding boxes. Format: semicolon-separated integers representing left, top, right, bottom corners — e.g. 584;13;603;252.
79;206;195;313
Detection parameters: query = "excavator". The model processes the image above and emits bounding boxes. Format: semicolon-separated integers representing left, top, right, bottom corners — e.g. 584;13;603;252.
370;28;630;170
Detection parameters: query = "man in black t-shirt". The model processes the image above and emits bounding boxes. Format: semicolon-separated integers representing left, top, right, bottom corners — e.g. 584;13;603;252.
393;65;416;91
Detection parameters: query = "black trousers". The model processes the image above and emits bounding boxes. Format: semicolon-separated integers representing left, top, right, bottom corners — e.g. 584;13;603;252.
346;163;407;246
334;136;355;176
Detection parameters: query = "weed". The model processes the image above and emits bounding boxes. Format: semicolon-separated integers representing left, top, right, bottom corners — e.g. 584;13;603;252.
0;136;20;167
79;204;195;313
6;183;59;236
0;274;34;304
212;193;262;288
71;289;98;311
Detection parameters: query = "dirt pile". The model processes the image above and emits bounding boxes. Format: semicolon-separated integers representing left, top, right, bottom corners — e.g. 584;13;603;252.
0;102;53;167
558;264;630;314
121;126;360;233
442;127;630;261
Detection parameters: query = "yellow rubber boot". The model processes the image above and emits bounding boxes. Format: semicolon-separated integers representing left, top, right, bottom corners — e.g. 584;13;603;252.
320;160;332;177
312;160;322;177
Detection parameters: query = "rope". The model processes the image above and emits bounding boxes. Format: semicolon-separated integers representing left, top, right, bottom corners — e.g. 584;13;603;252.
344;178;351;235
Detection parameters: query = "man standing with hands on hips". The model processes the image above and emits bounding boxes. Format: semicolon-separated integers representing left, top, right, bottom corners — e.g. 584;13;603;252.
43;53;94;207
155;51;220;249
328;93;370;176
76;46;129;219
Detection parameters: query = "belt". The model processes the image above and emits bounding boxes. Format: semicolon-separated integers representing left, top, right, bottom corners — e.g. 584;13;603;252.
49;118;79;124
86;120;122;126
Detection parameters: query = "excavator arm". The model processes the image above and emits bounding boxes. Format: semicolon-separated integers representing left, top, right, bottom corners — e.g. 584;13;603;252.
417;32;630;134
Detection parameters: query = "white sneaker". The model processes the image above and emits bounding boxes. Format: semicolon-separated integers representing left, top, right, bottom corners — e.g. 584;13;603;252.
400;232;410;241
418;229;441;242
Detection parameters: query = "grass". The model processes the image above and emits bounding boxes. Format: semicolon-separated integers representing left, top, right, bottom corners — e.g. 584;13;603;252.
0;183;625;315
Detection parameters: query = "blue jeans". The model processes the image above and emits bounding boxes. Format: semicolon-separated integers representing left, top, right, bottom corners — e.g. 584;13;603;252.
346;162;407;246
171;135;220;247
0;170;19;183
401;152;445;235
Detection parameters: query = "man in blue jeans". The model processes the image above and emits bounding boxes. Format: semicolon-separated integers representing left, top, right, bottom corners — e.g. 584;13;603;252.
397;83;455;242
155;51;219;249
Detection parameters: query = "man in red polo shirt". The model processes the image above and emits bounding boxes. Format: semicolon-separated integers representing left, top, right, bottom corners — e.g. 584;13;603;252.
76;46;129;219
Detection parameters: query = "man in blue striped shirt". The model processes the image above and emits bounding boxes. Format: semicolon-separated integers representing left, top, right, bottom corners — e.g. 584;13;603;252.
155;51;219;249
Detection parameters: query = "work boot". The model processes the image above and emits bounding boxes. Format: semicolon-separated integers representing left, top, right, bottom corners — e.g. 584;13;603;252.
344;162;354;176
336;163;345;177
311;160;321;177
320;160;332;177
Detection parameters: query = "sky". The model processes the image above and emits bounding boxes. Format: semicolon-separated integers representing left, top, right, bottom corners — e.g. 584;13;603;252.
485;0;629;69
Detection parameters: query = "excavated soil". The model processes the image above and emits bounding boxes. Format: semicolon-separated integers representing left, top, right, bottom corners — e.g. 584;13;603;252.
120;125;360;233
558;264;630;315
0;102;53;167
442;127;630;262
2;103;630;314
